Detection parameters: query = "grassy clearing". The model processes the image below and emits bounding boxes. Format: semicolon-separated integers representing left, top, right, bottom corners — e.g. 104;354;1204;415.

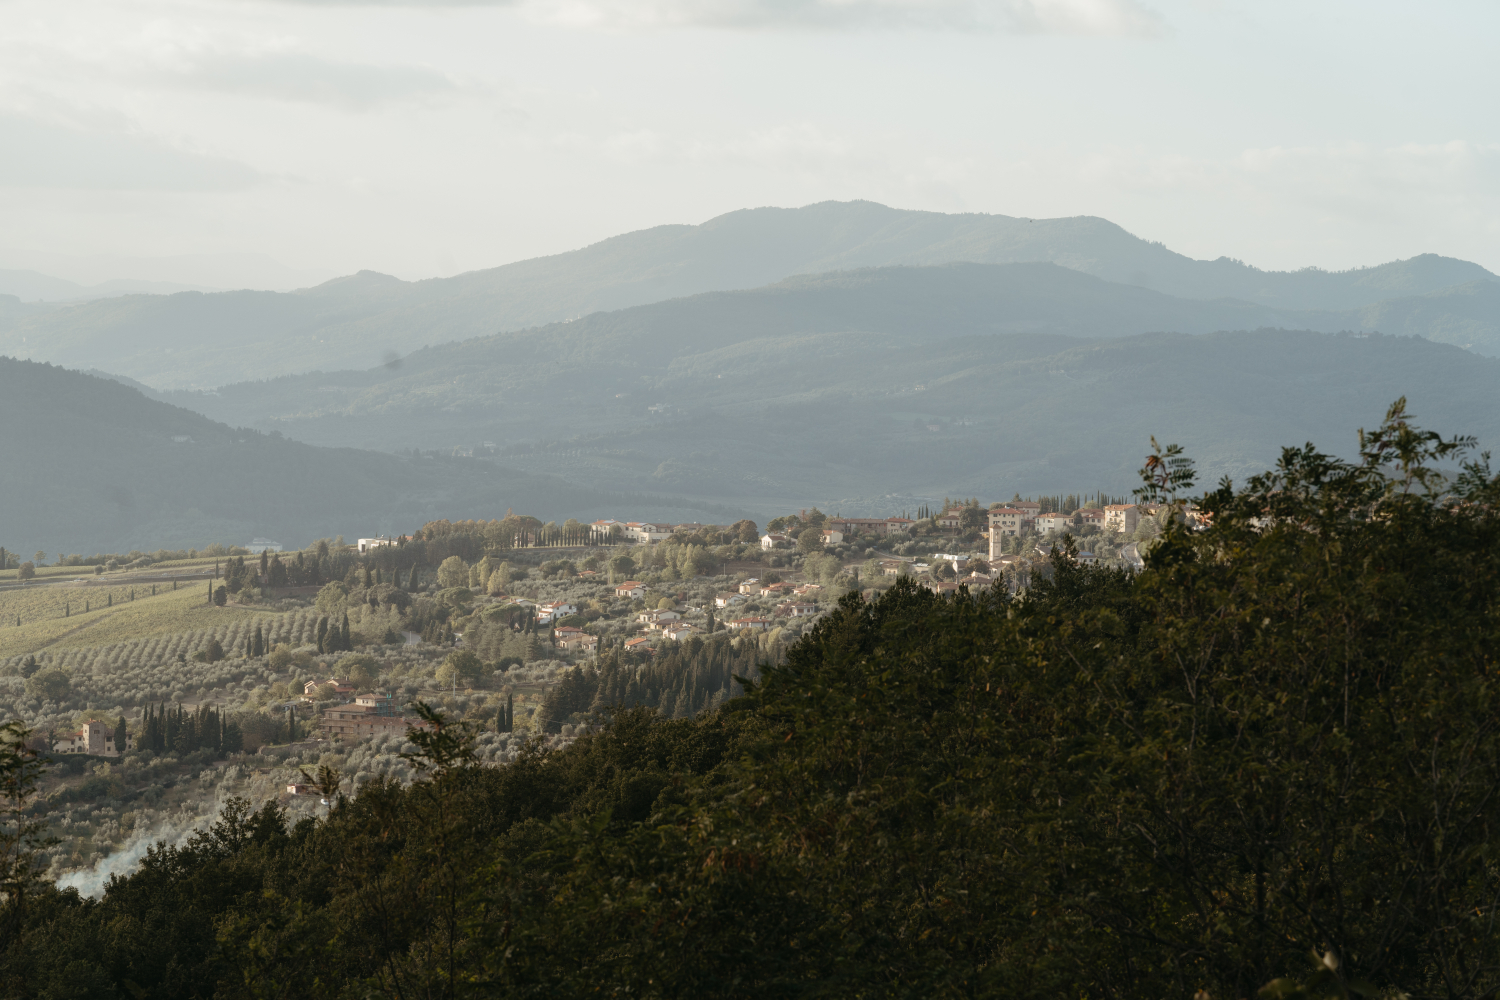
0;585;292;660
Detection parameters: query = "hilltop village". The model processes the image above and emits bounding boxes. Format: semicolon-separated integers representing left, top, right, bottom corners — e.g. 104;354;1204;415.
0;492;1182;882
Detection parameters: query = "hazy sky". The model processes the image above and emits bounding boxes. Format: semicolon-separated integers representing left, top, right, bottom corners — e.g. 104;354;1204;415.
2;0;1496;286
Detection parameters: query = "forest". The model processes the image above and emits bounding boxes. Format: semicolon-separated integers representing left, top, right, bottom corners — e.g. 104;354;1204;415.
0;400;1496;997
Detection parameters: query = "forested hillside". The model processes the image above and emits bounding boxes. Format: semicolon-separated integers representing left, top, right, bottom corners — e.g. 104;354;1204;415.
1;201;1493;388
3;405;1498;998
0;359;658;554
154;264;1500;513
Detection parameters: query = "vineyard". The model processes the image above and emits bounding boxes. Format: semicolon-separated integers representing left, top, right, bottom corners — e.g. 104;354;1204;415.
0;584;299;659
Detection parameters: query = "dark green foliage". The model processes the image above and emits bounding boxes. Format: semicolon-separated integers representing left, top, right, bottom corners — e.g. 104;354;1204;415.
139;703;229;756
5;405;1500;998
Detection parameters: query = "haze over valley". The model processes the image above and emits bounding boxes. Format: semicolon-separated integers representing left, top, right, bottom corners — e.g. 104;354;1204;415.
4;200;1499;552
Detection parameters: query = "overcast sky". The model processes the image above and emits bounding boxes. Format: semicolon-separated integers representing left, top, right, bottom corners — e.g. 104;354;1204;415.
1;0;1496;286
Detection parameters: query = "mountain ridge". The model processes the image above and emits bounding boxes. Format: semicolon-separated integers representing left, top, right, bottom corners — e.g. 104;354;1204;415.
2;201;1494;389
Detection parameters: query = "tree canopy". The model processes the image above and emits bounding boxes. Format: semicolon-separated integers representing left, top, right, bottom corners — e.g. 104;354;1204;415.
3;402;1499;999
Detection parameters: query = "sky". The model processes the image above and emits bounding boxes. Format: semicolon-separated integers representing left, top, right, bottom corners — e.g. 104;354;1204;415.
1;0;1497;287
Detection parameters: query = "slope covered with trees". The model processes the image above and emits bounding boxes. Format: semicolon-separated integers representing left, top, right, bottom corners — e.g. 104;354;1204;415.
0;359;628;555
1;403;1498;998
159;273;1500;514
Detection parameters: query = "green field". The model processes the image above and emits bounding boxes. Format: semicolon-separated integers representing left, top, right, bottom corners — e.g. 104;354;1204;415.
0;583;292;659
0;556;229;584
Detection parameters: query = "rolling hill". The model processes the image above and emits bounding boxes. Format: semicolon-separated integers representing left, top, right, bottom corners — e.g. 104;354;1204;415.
0;358;738;556
110;263;1500;520
1;201;1493;389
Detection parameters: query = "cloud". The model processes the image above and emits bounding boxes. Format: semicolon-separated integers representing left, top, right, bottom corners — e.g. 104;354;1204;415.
268;0;1167;36
0;116;261;191
161;53;459;111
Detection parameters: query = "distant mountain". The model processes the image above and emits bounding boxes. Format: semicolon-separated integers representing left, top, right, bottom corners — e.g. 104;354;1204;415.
0;269;215;303
148;264;1500;516
1322;280;1500;356
1;202;1493;389
0;359;729;556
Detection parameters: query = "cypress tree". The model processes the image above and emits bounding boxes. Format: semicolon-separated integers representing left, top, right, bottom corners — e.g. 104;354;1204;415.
316;617;328;653
113;716;126;752
340;613;352;651
506;693;514;732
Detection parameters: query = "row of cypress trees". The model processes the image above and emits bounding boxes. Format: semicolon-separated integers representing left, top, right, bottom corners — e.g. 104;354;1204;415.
315;614;352;654
137;702;242;755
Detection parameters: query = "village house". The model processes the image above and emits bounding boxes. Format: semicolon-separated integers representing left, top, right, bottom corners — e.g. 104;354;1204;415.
319;694;429;741
792;583;824;596
661;623;696;641
727;617;773;631
637;609;683;629
624;636;654;653
758;582;793;597
625;522;674;544
1034;511;1076;535
553;627;598;652
536;600;577;624
1077;507;1106;529
614;581;646;599
714;592;747;608
936;508;965;529
775;602;819;617
760;532;791;550
820;529;844;545
825;516;917;537
879;559;907;577
987;508;1032;537
356;537;395;554
591;519;626;541
738;578;761;594
303;678;355;700
1104;504;1140;534
52;720;121;756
